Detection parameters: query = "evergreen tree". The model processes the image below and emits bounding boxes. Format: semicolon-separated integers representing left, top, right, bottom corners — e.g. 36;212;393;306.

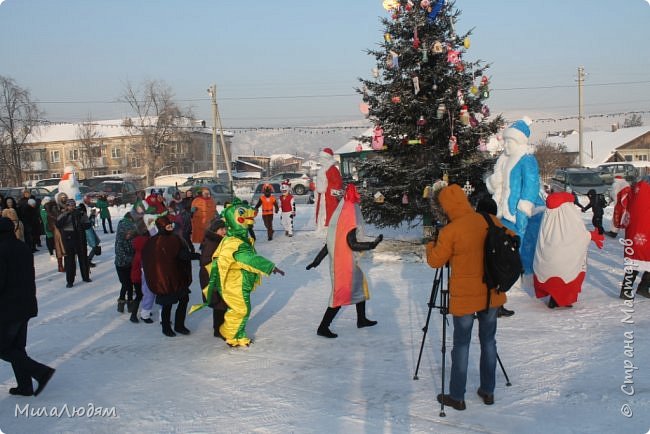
356;0;504;227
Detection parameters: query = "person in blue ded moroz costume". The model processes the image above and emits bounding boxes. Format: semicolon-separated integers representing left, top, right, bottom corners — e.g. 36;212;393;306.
485;117;542;317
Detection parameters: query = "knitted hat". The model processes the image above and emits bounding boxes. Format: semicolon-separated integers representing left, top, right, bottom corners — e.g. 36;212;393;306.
28;198;36;206
502;116;532;144
0;216;13;233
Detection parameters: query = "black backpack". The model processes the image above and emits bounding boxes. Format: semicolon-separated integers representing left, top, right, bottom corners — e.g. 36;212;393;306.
479;212;523;293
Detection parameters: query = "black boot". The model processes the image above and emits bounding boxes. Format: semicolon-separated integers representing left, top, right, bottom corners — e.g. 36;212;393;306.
317;307;340;338
356;301;377;328
117;298;126;313
497;305;515;317
161;305;175;337
548;297;558;309
213;309;225;334
129;300;141;323
174;297;190;335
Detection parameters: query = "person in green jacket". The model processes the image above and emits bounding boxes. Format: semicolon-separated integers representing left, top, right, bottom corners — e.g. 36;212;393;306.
96;195;113;234
39;197;54;256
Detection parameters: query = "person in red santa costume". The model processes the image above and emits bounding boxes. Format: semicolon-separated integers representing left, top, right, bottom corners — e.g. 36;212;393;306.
619;179;650;299
533;192;604;308
315;147;343;231
606;175;632;238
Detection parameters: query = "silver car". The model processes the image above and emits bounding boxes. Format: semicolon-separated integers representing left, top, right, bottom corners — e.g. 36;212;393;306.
549;168;610;200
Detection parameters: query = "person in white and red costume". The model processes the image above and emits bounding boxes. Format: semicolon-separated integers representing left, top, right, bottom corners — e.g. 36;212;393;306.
315;147;343;231
606;175;631;238
533;192;604;308
620;179;650;299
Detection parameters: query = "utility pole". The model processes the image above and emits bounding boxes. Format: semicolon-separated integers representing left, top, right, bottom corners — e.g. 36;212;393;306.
577;66;585;166
207;85;218;179
206;84;234;194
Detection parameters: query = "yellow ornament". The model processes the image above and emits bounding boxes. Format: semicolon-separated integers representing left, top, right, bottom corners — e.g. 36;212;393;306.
463;37;471;49
382;0;399;11
470;85;479;95
384;33;392;43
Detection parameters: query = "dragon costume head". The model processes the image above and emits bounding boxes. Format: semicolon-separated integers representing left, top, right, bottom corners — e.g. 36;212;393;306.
222;197;256;240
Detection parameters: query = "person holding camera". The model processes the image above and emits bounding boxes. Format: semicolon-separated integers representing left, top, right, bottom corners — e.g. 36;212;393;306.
425;184;507;410
56;199;92;288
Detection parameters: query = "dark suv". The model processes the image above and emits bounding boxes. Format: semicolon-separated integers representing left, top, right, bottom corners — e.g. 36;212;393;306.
549;168;610;199
87;181;139;206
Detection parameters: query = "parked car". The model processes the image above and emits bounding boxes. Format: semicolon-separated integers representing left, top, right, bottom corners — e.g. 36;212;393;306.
594;163;639;184
265;172;314;195
549;168;611;201
178;177;225;193
250;182;314;206
34;178;62;189
189;183;233;205
86;180;140;206
0;187;54;202
143;185;181;203
48;185;91;199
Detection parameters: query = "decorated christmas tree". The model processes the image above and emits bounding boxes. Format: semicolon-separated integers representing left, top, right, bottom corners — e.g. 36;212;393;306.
356;0;504;227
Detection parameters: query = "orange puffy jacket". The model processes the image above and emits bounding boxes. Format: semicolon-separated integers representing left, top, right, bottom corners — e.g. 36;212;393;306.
426;184;507;316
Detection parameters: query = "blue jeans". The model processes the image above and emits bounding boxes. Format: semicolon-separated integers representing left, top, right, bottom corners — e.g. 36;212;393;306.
449;307;498;401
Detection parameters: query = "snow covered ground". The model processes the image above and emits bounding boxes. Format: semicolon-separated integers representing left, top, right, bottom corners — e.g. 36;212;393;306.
1;202;649;434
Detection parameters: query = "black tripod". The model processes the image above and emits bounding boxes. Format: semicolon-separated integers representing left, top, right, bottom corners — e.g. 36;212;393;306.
413;266;511;417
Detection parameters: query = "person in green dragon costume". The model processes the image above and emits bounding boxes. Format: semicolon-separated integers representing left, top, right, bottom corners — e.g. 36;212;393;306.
190;198;284;347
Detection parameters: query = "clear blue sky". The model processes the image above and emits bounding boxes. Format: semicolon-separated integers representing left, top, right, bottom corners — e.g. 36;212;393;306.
1;0;649;128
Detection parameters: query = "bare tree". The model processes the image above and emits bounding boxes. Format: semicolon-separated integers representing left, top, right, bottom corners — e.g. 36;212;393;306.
534;139;575;182
0;76;43;186
623;114;643;128
76;115;103;179
120;79;190;185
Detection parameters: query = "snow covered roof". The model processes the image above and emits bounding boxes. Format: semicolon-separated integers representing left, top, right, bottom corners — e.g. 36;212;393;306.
26;118;232;144
334;128;373;155
545;126;650;166
270;154;303;162
236;159;264;170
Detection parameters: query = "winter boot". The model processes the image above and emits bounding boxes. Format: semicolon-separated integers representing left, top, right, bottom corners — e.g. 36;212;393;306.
126;300;134;313
161;305;176;337
173;301;190;335
356;301;378;328
129;300;141;323
636;272;650;298
57;257;64;273
437;394;466;411
317;307;340;338
547;297;558;309
117;298;126;313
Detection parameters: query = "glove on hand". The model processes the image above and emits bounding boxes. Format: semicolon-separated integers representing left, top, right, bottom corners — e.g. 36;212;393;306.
590;229;604;249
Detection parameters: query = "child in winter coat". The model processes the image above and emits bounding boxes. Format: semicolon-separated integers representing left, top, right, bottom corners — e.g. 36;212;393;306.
96;195;113;234
254;184;279;240
581;189;606;235
279;183;296;237
129;230;150;323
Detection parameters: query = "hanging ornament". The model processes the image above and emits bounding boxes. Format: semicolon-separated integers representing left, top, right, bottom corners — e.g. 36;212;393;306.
470;84;479;95
417;115;427;127
457;89;465;105
481;105;490;117
481;75;489;86
477;137;488;152
402;192;409;205
413;27;421;49
436;103;446;119
374;191;385;204
412;75;420;95
406;0;415;11
355;143;363;152
463;36;471;49
391;95;401;104
459;106;470;126
455;62;465;72
462;180;475;196
432;82;438;91
420;0;431;8
359;102;369;116
447;49;460;64
383;0;399;11
390;51;399;69
384;33;392;43
448;135;458;156
481;86;490;98
432;41;443;54
469;113;479;128
372;67;379;78
371;125;385;150
427;0;445;23
421;44;429;62
407;137;425;145
449;15;457;40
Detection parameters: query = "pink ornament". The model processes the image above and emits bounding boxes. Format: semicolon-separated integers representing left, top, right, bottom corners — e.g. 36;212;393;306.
447;50;460;64
420;0;431;9
391;96;401;104
355;144;363;152
359;102;369;115
402;192;409;205
448;135;458;156
372;126;385;150
469;113;479;127
478;138;487;152
481;105;490;117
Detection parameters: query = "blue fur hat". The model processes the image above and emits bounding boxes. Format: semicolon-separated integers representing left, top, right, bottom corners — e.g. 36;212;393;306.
503;116;532;143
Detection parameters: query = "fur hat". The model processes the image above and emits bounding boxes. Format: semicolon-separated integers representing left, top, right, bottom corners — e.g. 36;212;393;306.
42;196;52;205
502;116;532;144
28;198;36;207
155;215;171;230
0;216;13;233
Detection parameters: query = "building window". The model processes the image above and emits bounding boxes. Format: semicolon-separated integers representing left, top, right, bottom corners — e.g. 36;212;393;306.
635;155;648;161
130;157;141;168
50;150;61;163
29;174;42;181
111;170;122;175
68;149;80;161
92;170;106;177
624;155;633;161
111;147;121;159
51;173;61;178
